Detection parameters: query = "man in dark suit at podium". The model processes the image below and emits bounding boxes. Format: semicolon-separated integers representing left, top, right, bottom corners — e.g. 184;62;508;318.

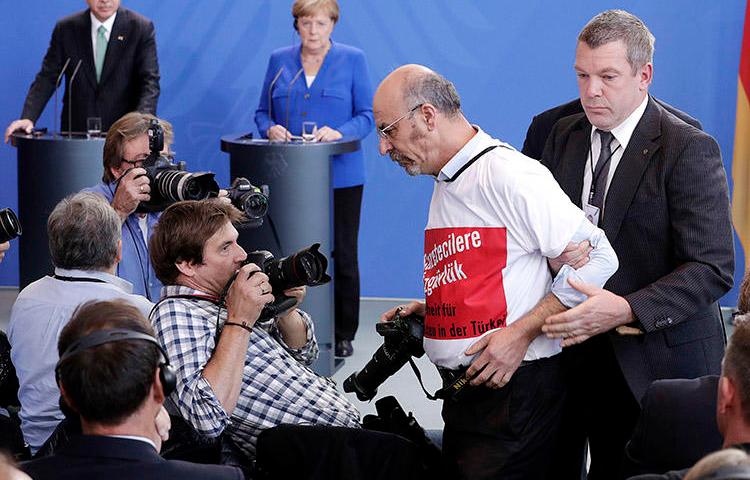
540;9;734;478
4;0;159;141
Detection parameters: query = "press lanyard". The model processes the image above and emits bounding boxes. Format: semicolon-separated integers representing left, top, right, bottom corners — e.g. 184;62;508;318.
444;145;499;182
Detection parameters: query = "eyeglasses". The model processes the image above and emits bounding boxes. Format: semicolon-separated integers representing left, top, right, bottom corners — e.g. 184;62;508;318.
120;152;175;168
377;103;424;139
120;154;148;168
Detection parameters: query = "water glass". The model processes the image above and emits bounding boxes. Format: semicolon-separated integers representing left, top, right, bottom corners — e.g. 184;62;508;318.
302;121;317;142
86;117;102;137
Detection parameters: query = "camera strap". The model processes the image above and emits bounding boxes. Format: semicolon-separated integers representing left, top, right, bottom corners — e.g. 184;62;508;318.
407;358;469;401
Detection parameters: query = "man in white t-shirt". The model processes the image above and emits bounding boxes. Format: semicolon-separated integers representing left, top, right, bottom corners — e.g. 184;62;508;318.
373;64;619;479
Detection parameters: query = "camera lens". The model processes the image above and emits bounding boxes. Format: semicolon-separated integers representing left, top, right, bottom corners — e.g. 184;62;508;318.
154;170;219;202
267;244;330;291
0;208;21;244
240;192;269;219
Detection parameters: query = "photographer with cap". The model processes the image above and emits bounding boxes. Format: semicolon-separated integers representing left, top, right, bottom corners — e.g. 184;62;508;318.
148;200;360;462
21;299;242;479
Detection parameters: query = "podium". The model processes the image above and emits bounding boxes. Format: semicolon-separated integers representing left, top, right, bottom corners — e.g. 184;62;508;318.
12;133;104;288
220;134;360;376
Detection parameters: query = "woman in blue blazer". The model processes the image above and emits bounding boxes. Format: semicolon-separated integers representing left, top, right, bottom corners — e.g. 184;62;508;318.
255;0;374;357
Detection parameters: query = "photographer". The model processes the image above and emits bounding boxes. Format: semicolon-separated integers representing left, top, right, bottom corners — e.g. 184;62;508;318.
148;200;360;461
86;111;225;301
373;65;618;479
84;111;172;301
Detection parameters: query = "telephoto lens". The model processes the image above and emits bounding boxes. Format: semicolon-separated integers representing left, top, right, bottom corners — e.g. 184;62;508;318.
0;208;22;244
153;169;220;203
343;312;425;401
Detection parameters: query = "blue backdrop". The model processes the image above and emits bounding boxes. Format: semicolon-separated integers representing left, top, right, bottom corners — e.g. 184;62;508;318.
0;0;746;306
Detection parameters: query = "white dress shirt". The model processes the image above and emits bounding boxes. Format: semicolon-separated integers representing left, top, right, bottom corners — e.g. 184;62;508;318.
581;95;649;211
90;11;117;57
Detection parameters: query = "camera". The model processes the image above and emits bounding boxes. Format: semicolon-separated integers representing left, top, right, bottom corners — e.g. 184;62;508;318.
0;208;21;244
226;177;269;221
223;243;331;322
343;311;425;401
135;119;220;213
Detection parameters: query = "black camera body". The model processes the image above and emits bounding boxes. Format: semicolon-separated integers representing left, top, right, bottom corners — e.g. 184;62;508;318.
343;311;425;402
0;208;21;244
226;177;269;224
223;243;331;323
135;119;219;213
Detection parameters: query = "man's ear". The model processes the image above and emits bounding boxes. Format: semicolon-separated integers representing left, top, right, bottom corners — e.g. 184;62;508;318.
59;382;79;414
175;259;197;278
152;368;165;405
421;103;438;131
639;62;653;90
718;375;736;415
116;239;123;264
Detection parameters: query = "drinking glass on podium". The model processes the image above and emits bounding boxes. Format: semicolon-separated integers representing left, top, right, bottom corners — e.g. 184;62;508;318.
86;117;102;138
302;121;317;142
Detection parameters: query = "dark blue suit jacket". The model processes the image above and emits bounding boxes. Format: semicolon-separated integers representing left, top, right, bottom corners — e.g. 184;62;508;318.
254;41;374;189
21;435;243;480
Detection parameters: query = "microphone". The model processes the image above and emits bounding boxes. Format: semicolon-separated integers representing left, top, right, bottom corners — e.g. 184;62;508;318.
67;59;83;138
267;66;284;135
54;58;71;136
284;67;304;142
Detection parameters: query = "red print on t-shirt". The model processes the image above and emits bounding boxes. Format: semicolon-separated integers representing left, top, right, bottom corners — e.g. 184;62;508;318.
423;227;507;340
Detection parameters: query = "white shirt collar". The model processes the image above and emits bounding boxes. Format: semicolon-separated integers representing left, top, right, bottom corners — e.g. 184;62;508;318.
437;126;502;182
590;95;649;150
53;267;134;293
108;435;157;451
91;11;117;39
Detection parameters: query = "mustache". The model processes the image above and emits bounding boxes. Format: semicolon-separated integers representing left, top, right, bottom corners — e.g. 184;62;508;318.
390;151;409;164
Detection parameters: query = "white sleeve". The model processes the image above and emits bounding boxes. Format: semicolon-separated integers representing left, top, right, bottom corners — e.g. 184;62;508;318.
551;217;619;308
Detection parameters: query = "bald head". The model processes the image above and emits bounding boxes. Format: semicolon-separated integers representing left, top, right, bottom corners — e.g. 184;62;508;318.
374;64;462;120
373;64;472;176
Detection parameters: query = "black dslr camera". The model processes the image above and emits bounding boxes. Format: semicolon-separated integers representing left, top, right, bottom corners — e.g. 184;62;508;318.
0;208;21;243
223;244;331;323
226;177;269;224
343;311;425;401
135;119;219;213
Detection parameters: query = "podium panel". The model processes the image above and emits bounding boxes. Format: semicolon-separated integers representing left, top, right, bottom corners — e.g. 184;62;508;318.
221;134;360;376
12;133;104;288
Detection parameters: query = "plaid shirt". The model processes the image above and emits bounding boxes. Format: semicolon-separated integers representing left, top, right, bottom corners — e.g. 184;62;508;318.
151;285;361;459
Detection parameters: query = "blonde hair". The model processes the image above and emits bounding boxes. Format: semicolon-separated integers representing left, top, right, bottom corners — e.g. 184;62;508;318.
292;0;339;24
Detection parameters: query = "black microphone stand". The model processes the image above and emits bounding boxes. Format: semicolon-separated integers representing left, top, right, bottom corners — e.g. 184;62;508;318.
53;58;71;137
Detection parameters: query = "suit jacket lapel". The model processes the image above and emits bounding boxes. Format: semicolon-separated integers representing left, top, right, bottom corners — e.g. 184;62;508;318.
555;116;590;208
74;11;97;90
601;98;661;241
100;8;128;86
